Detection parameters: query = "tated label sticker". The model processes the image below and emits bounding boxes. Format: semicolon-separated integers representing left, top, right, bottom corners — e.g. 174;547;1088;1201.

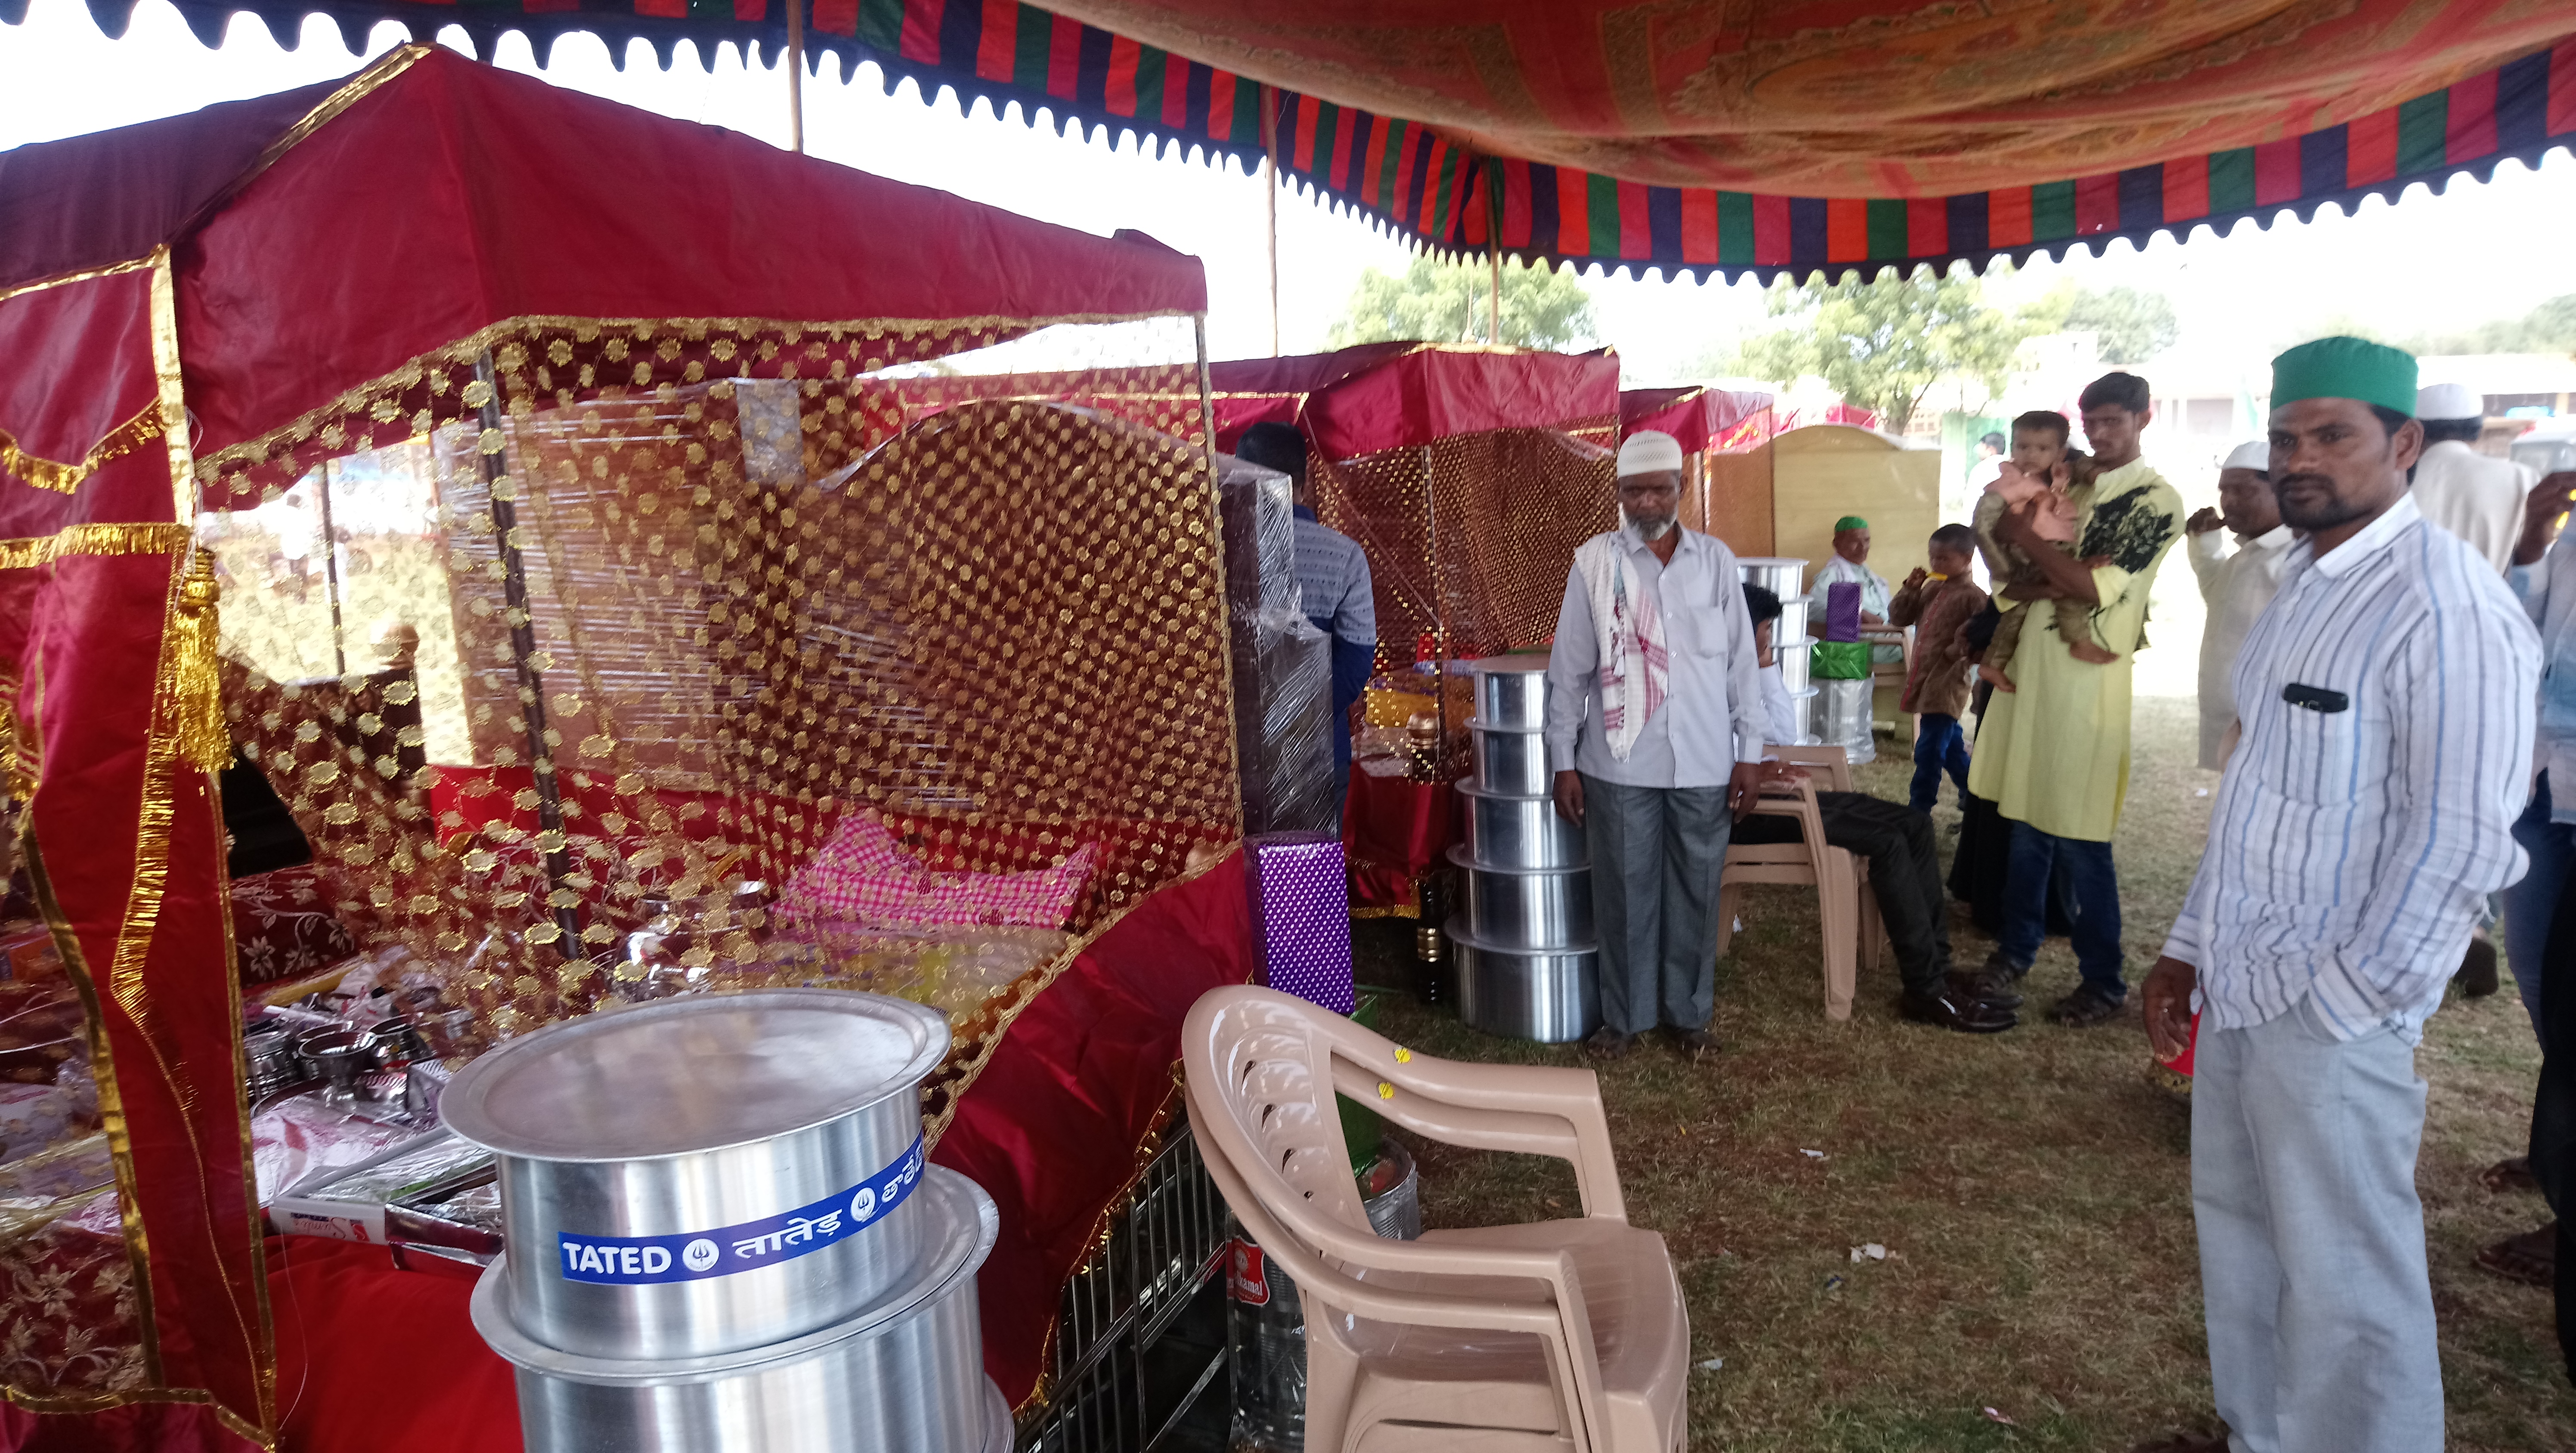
556;1134;925;1285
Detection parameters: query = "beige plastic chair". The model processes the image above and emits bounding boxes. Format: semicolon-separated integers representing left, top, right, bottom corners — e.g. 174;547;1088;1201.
1183;986;1688;1453
1709;747;1880;1020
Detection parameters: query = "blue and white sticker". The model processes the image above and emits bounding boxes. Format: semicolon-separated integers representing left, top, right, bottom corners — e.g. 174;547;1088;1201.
556;1134;926;1286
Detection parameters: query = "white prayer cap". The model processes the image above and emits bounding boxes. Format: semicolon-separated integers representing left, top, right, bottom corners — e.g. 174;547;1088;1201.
2221;440;2270;473
2415;382;2481;420
1617;430;1686;476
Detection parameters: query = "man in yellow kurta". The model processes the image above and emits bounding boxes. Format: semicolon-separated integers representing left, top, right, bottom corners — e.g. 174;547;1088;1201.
1966;372;2184;1026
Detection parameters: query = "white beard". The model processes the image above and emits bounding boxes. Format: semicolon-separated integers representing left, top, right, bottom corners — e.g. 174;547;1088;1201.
1625;510;1676;541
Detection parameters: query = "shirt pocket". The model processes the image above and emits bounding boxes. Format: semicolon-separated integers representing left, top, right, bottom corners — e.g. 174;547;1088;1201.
2263;694;2379;807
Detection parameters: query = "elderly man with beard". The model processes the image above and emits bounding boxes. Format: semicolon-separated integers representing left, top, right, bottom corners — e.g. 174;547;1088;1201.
2138;338;2538;1453
1546;430;1766;1061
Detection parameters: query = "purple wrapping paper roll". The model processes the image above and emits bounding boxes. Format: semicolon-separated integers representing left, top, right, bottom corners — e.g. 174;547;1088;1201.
1824;581;1861;642
1246;832;1355;1014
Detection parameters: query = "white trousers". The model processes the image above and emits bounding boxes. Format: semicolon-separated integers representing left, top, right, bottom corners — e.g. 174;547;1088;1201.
2193;994;2443;1453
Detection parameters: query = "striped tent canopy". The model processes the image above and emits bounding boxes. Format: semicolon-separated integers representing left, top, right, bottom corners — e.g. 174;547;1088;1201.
15;0;2576;280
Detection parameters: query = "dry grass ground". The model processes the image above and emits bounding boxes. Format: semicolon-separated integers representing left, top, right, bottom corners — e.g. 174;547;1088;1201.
1360;692;2576;1451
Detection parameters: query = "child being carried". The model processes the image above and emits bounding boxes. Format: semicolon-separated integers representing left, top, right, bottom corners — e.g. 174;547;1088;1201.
1973;409;2118;692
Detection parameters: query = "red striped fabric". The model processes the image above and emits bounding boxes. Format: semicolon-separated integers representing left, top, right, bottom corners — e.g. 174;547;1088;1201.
811;0;856;32
1681;189;1718;263
2347;106;2398;185
1460;168;1489;245
1393;126;1426;220
1989;186;2033;246
636;0;685;17
2555;38;2576;136
1330;106;1359;190
2074;172;2118;234
1557;166;1590;253
2162;154;2209;221
1361;115;1390;202
1161;56;1190;130
1825;197;1866;260
1105;34;1139;116
1906;197;1946;258
2447;67;2499;163
1293;95;1319;171
731;0;764;24
2252;137;2300;204
898;0;942;64
1046;14;1079;99
1208;71;1237;141
1752;194;1789;264
1502;158;1534;247
1415;137;1448;233
973;0;1013;83
1617;179;1648;258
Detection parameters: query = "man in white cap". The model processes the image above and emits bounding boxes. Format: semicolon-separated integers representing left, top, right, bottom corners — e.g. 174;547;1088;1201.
2412;381;2531;573
1546;430;1766;1061
2184;441;2297;771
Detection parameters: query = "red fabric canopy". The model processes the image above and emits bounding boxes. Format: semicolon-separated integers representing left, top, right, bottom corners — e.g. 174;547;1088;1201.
1209;343;1618;461
21;3;2573;281
1620;386;1771;455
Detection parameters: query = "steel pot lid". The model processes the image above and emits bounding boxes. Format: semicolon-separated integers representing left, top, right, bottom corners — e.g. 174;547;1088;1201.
1444;921;1598;956
1446;844;1590;878
1464;717;1544;736
1464;656;1548;674
443;990;950;1163
473;1164;997;1385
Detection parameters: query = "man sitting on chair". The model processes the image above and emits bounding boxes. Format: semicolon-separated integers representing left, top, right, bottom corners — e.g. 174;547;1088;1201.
1735;584;2014;1033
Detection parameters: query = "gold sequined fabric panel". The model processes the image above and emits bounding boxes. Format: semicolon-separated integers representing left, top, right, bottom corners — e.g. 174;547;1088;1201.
204;320;1233;1049
1314;420;1617;665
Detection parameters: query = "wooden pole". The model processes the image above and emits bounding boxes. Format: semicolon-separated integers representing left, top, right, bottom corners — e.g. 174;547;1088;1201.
1489;248;1502;345
785;0;806;155
316;458;346;678
1261;86;1280;356
474;352;584;961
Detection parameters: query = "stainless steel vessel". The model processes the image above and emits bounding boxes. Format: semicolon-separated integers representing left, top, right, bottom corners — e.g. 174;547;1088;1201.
1470;658;1549;731
476;1165;1001;1453
1468;723;1550;797
1735;556;1808;606
1458;783;1585;870
1776;635;1814;695
1790;686;1820;746
1774;598;1809;646
1450;846;1593;948
443;990;949;1360
1446;928;1599;1043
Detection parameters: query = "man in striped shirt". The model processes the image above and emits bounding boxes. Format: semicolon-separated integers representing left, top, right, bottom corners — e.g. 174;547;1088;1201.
2139;338;2538;1453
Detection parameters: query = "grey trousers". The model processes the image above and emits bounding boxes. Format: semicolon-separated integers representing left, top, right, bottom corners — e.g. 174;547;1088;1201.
1581;775;1731;1036
2194;995;2443;1453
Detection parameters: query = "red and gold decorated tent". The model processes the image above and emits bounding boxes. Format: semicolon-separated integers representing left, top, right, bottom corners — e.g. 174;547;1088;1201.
0;43;1254;1448
14;1;2575;281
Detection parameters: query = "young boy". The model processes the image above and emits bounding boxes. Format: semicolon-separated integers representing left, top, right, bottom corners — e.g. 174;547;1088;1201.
1889;524;1990;814
1973;410;2116;690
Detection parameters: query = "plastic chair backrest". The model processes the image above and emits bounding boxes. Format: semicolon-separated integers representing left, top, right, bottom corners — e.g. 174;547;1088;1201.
1772;743;1853;793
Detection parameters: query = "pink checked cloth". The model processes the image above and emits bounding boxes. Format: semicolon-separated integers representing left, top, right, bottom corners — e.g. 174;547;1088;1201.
775;812;1099;931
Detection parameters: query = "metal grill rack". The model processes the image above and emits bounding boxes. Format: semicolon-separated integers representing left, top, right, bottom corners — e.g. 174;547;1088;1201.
1016;1117;1232;1453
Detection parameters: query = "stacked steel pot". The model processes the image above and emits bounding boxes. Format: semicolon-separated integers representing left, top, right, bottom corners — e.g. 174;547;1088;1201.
449;990;1007;1453
1737;556;1817;746
1445;659;1600;1043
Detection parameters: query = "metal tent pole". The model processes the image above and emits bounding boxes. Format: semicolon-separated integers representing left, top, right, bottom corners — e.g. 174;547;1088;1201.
786;0;807;154
316;458;347;677
474;352;584;960
1261;86;1281;356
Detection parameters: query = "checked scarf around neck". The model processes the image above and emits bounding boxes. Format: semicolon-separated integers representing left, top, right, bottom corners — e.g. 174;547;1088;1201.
1574;532;1668;760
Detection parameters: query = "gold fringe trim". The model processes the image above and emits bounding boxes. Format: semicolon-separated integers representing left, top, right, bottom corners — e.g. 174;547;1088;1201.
0;522;193;571
0;1382;272;1448
0;405;166;496
167;552;229;773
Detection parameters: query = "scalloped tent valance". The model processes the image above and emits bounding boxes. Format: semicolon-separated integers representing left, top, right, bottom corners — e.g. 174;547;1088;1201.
10;1;2574;281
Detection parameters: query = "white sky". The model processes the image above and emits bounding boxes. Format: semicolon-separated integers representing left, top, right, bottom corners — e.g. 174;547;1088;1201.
6;0;2575;381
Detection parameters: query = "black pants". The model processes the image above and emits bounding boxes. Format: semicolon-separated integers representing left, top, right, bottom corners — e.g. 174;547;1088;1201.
1734;791;1951;994
2530;846;2576;1385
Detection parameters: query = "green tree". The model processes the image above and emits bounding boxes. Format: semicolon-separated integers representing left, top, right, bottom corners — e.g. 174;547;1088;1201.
1721;269;2030;433
2031;283;2180;365
2400;293;2576;356
1327;256;1598;350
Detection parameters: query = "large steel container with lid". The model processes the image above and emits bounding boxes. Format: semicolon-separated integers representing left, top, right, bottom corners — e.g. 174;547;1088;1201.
1468;722;1550;797
442;989;948;1360
1469;657;1549;732
475;1165;1003;1453
1459;782;1585;870
1735;556;1808;606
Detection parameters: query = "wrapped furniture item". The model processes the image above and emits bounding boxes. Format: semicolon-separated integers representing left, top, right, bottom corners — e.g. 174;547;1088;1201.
1217;452;1337;834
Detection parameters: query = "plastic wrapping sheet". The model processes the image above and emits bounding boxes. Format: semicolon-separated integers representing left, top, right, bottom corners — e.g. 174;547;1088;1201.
1217;452;1336;835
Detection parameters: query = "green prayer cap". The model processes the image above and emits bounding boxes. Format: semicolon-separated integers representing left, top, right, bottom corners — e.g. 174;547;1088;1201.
1833;515;1869;532
2272;337;2418;417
